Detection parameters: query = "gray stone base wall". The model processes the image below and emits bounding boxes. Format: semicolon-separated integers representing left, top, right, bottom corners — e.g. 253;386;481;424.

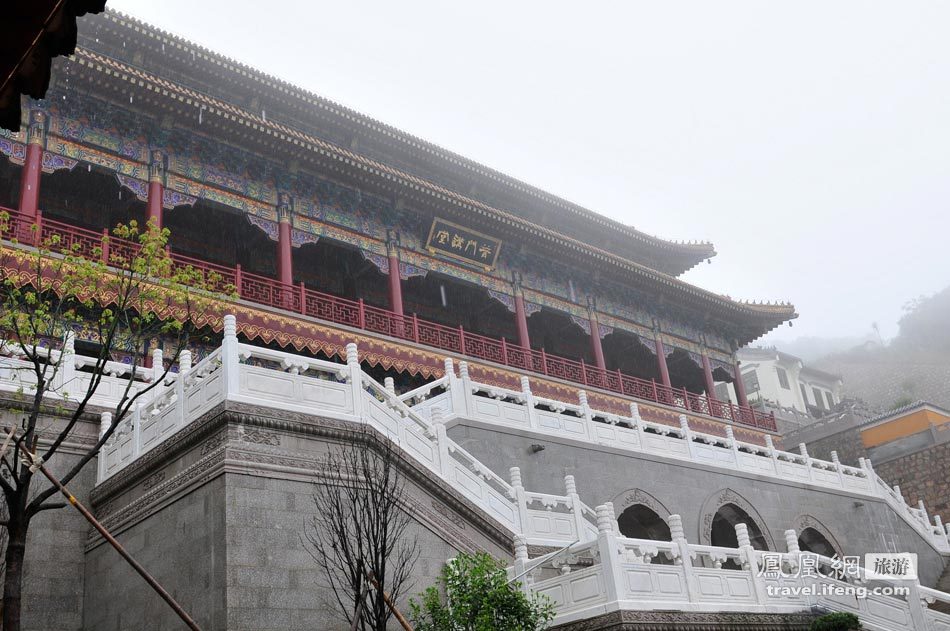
83;403;513;631
0;405;99;631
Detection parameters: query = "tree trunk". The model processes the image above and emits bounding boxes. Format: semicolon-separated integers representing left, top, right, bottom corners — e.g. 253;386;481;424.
3;520;29;631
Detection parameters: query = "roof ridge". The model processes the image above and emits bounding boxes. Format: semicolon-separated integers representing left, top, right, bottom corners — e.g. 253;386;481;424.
94;8;715;258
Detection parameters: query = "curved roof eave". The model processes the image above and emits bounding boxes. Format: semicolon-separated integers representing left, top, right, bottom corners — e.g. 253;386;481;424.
88;9;717;273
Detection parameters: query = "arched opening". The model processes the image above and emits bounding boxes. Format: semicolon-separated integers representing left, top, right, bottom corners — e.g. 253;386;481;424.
798;527;837;558
618;505;671;541
602;330;660;381
293;239;389;309
164;201;277;283
710;503;769;551
0;158;22;210
526;309;592;363
403;273;517;341
38;164;144;230
666;349;705;394
618;504;673;565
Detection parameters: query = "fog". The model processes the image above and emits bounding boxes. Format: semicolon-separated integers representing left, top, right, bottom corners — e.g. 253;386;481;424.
108;0;950;344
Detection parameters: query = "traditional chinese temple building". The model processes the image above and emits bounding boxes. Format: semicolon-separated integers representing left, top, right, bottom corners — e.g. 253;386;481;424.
0;9;798;441
2;10;949;631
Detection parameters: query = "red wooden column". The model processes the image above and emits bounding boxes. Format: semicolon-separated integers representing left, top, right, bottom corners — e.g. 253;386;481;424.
587;304;606;370
701;352;718;401
18;110;46;219
276;193;294;287
146;150;165;229
386;234;404;316
733;357;749;407
654;331;672;388
513;281;531;349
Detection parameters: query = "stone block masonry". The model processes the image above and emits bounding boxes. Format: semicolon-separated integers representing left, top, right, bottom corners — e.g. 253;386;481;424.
83;404;513;631
876;439;950;526
0;404;99;631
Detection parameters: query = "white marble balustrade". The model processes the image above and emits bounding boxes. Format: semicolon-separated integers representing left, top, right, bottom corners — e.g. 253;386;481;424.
519;507;950;631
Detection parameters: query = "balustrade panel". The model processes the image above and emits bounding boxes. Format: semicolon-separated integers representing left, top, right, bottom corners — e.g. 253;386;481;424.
417;321;462;354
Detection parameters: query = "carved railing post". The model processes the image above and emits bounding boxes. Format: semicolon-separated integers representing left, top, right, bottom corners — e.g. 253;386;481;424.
578;390;594;440
631;402;646;449
384;376;395;396
669;514;698;602
918;500;930;528
151;347;164;385
829;450;846;488
934;515;947;544
510;467;529;537
735;523;768;604
565;474;588;540
431;408;453;479
59;330;76;399
97;411;112;481
678;415;694;459
458;361;474;416
512;534;531;594
221;314;240;398
906;580;931;630
132;402;143;459
444;357;464;416
179;349;192;375
175;349;192;428
521;376;539;431
595;504;624;603
764;435;780;475
725;425;741;469
799;443;814;482
347;343;362;419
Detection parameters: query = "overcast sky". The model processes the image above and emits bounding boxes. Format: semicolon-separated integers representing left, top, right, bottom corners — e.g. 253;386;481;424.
108;0;949;343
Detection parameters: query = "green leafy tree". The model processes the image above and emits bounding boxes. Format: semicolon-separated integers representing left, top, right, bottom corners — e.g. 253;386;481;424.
0;215;222;631
410;551;554;631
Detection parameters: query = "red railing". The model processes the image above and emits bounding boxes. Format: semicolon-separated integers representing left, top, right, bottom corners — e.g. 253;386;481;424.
0;206;777;431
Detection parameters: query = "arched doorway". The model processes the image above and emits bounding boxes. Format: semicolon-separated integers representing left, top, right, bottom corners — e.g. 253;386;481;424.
666;348;706;394
798;527;838;558
618;504;673;565
602;330;660;381
618;504;672;541
526;309;592;363
710;503;770;551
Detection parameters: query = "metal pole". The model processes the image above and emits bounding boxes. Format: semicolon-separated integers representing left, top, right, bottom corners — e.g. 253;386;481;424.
7;428;202;631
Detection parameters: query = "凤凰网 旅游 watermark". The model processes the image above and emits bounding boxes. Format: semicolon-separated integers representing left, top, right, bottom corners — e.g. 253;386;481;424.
757;552;917;599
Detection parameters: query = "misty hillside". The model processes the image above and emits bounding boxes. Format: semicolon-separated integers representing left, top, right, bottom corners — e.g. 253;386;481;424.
813;286;950;411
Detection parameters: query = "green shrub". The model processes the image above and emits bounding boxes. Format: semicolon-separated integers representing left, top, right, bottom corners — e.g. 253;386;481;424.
409;551;554;631
810;612;861;630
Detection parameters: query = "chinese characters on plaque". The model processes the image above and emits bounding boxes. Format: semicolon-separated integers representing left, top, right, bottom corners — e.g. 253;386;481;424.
425;218;501;270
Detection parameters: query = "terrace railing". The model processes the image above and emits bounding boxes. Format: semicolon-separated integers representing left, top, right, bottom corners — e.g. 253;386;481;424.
519;509;950;631
407;360;950;555
0;206;775;431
